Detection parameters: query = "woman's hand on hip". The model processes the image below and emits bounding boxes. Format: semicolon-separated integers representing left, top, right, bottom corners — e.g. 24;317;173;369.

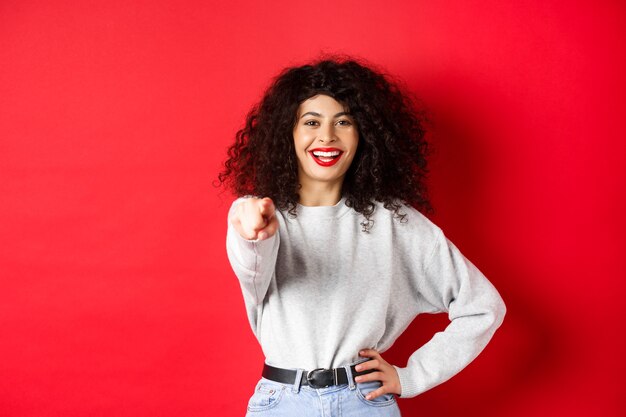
355;349;402;399
230;197;279;241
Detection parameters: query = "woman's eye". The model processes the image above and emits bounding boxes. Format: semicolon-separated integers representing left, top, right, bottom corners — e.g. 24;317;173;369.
337;119;352;126
304;120;319;126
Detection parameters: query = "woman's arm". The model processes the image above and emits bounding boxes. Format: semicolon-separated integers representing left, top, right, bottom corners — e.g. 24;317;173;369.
226;197;280;308
393;229;506;398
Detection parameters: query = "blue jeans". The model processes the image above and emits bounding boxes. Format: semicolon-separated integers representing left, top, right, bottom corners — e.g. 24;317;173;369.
245;360;402;416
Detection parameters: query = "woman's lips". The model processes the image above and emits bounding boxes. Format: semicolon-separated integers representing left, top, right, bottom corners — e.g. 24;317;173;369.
308;148;344;167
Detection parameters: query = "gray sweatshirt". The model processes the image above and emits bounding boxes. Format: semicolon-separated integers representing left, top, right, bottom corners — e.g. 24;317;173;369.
226;197;506;398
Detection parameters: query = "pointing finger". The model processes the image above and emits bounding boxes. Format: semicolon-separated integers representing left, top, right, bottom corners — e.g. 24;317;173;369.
258;197;275;218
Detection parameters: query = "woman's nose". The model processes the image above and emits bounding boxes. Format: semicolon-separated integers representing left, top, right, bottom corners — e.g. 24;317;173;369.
318;125;336;143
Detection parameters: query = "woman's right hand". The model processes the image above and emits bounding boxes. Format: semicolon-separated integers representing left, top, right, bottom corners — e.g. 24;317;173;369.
229;197;279;241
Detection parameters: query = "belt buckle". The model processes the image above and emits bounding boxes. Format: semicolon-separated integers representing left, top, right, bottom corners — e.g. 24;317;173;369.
306;368;330;389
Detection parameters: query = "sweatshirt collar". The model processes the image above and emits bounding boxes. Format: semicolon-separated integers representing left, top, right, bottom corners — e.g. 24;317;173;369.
295;196;350;219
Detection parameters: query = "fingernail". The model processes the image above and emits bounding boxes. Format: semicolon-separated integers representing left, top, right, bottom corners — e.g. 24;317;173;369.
355;365;361;371
365;395;372;400
355;376;362;382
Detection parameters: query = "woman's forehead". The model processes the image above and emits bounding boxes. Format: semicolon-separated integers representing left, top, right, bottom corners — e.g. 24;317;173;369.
297;94;348;116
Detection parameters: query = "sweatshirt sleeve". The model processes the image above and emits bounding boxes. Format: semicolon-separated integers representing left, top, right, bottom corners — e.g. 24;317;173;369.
393;229;506;398
225;198;280;315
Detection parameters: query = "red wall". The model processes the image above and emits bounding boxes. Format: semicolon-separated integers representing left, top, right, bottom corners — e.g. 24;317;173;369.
1;1;624;416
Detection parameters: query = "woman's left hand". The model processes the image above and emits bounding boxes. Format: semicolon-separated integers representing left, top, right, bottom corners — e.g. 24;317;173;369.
354;349;402;399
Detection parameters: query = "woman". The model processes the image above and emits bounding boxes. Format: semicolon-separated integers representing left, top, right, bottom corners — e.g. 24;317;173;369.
220;57;506;416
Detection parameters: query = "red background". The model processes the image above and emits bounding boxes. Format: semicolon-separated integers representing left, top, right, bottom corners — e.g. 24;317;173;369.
1;1;624;416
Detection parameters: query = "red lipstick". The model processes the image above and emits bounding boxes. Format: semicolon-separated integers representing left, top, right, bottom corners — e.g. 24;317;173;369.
308;147;344;167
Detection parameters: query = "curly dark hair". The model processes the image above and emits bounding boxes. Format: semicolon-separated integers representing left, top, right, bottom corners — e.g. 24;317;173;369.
218;56;432;231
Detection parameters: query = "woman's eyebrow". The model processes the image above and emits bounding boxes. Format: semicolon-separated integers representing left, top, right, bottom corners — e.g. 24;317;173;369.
299;111;351;119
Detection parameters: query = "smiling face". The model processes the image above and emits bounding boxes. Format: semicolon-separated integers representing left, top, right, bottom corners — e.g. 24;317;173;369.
293;94;359;193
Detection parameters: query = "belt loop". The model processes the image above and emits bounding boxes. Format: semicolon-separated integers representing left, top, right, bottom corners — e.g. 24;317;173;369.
344;364;356;390
292;368;304;393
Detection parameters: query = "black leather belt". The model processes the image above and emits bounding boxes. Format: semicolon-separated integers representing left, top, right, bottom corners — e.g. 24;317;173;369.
262;361;376;389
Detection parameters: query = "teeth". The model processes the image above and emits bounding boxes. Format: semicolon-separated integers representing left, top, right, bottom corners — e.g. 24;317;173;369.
312;150;341;157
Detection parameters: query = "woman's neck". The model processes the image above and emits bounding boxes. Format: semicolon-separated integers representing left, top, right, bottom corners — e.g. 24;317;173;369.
297;180;343;206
